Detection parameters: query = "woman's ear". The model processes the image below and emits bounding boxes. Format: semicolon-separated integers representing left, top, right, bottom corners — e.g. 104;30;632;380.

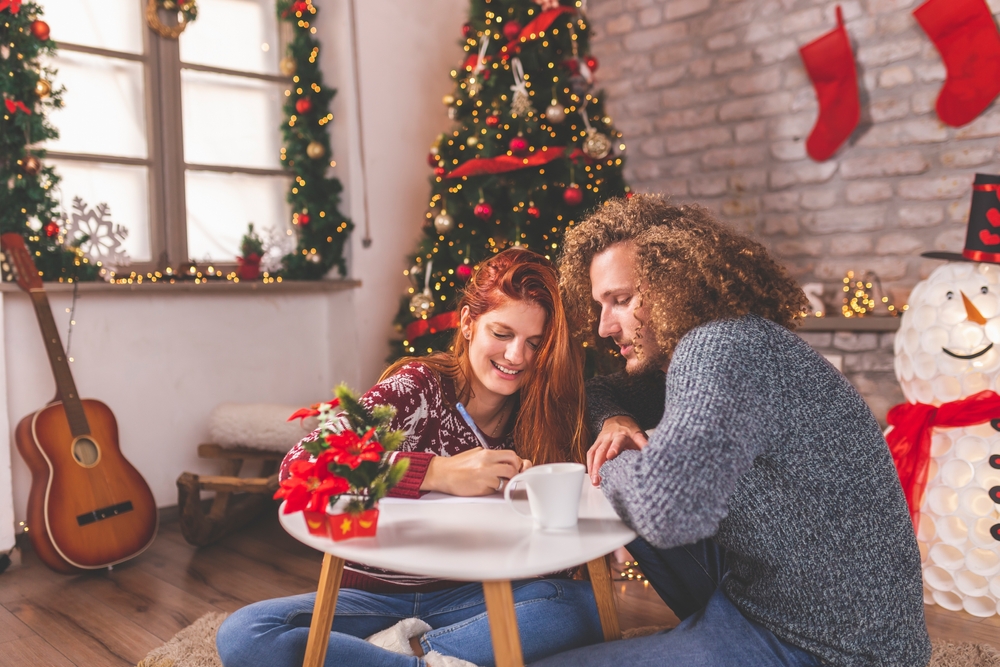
460;306;473;340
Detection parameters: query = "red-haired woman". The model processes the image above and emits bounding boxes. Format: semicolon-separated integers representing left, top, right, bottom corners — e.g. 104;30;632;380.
217;249;601;667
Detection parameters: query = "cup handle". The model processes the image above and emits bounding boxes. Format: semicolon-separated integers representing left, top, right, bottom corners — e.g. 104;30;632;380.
504;472;532;518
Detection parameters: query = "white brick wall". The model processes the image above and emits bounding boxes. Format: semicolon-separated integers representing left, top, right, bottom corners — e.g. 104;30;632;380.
589;0;1000;301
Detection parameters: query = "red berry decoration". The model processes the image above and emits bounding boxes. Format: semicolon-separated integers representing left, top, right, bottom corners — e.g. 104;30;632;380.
563;184;583;206
298;213;311;226
474;201;493;220
527;205;540;218
509;136;529;156
30;20;50;41
502;20;522;42
585;55;599;72
295;97;312;114
462;22;473;38
456;264;473;281
485;114;500;127
434;167;446;177
44;221;60;237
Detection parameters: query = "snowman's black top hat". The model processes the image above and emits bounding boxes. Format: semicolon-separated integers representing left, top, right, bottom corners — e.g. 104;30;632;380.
923;173;1000;263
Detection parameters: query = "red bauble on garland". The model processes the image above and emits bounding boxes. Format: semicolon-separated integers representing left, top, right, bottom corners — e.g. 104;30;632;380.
503;21;522;42
427;152;439;167
474;201;493;220
44;221;60;237
295;97;313;114
563;183;583;206
30;20;50;41
298;212;311;226
509;136;529;156
485;114;500;127
456;263;473;281
462;22;474;38
527;205;540;218
585;55;599;72
434;167;446;176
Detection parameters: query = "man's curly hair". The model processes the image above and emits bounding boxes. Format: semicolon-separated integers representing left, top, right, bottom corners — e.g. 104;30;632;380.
559;194;808;368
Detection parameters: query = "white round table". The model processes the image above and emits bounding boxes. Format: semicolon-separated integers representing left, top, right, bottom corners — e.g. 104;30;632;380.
280;483;636;667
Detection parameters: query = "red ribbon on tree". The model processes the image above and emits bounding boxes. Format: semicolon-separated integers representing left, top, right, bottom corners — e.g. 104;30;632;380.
501;6;575;57
444;146;583;179
885;389;1000;529
4;99;31;115
0;0;22;14
406;310;460;341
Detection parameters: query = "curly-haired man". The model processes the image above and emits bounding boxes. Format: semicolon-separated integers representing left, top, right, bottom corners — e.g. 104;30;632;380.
537;195;929;667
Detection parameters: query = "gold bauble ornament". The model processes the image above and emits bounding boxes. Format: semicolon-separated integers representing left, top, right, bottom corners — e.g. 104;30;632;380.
442;94;456;106
434;212;455;235
409;289;436;319
583;128;612;159
545;102;565;124
22;155;41;175
306;141;325;159
279;56;296;77
34;78;51;98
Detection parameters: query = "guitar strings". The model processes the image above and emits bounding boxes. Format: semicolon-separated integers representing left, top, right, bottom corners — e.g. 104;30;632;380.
65;279;79;363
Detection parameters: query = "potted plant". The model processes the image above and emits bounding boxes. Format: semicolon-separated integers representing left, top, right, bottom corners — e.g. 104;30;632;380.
238;223;265;280
275;385;409;540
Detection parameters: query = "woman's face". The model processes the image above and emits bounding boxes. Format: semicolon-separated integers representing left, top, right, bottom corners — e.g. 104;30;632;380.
462;299;547;400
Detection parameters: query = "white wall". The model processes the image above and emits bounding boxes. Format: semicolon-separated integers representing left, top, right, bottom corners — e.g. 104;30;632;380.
0;0;468;551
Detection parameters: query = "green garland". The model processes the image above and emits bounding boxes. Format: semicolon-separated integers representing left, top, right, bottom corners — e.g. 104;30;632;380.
0;2;97;282
277;0;353;279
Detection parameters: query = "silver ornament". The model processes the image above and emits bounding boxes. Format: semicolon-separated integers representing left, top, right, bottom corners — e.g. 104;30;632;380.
448;106;459;121
306;252;322;264
408;264;423;287
583;128;612;160
434;212;455;235
409;289;436;318
545;103;565;124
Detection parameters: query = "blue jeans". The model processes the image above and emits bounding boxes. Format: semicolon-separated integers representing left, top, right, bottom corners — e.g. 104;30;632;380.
530;538;820;667
217;579;602;667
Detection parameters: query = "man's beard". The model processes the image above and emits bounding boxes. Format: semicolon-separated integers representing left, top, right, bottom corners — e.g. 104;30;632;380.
622;331;667;375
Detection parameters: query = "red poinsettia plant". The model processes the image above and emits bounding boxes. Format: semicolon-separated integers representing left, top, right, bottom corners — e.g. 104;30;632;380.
275;384;408;540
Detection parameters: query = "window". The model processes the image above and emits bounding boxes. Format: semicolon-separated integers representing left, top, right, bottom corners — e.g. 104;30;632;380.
44;0;290;271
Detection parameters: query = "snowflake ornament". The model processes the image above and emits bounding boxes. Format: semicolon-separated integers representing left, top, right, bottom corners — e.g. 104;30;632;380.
64;197;130;269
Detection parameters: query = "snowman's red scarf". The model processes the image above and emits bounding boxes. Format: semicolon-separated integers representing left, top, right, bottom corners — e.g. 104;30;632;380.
886;389;1000;528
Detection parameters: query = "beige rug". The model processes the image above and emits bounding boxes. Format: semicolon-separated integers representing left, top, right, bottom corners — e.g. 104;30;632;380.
140;615;1000;667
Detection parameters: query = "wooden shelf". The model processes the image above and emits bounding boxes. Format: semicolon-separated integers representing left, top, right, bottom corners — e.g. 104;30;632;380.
798;316;900;332
0;278;361;294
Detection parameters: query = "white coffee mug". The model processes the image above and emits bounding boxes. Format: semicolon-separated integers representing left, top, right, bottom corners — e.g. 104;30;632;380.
504;462;585;529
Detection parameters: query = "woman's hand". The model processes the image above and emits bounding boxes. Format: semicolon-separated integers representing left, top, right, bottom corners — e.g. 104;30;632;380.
587;415;648;485
421;448;532;496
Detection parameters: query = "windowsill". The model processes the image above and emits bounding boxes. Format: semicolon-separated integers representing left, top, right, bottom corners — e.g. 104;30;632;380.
0;278;362;294
798;316;900;332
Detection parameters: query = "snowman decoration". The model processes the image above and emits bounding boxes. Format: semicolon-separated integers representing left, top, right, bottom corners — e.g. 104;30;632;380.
890;173;1000;618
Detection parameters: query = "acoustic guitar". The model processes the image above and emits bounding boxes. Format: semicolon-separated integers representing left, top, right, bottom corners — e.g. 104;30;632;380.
2;233;157;573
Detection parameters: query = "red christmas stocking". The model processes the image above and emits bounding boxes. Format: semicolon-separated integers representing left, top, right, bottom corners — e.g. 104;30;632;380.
799;7;860;161
914;0;1000;127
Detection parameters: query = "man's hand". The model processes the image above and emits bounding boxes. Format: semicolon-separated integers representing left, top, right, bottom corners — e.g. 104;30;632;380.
587;415;648;485
421;447;532;496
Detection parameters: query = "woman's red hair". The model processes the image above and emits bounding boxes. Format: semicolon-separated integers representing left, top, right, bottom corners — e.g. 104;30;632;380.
383;248;587;464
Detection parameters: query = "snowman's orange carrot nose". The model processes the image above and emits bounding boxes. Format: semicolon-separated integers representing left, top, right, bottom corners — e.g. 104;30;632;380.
961;291;988;325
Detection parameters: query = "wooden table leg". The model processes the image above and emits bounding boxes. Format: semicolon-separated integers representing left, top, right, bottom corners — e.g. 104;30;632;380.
587;555;622;642
482;580;524;667
302;554;345;667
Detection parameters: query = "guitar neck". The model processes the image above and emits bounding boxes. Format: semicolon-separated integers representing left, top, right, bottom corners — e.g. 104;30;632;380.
28;290;90;436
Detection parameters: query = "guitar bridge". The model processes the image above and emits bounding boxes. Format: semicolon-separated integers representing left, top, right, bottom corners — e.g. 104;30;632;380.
77;501;134;526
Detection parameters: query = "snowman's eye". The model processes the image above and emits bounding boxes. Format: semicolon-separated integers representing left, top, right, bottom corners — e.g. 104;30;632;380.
982;286;989;294
946;291;955;299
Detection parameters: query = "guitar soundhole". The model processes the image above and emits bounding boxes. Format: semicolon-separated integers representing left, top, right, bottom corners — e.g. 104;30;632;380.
72;437;99;467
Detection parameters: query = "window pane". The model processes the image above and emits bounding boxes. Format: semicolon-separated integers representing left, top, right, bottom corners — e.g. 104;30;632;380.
179;0;278;75
50;161;151;263
181;70;282;168
185;170;291;262
44;51;147;159
45;0;143;54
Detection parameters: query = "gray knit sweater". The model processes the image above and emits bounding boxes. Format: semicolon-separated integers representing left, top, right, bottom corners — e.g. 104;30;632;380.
589;315;930;667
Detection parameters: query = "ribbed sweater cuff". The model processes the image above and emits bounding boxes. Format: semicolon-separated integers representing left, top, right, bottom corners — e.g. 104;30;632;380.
387;451;433;498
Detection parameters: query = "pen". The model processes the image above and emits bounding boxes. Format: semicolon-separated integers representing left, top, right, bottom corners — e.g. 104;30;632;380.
455;402;491;450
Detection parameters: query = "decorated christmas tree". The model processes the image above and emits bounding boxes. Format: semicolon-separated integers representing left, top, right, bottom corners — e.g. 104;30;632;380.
277;0;353;279
0;1;97;281
391;0;628;359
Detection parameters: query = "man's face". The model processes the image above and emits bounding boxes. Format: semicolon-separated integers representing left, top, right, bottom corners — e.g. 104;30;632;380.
590;243;661;374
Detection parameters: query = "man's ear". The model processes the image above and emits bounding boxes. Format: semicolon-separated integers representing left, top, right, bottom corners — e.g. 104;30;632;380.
460;306;473;340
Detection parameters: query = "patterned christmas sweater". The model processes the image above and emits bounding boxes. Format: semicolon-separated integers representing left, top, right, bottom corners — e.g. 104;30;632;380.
280;362;514;592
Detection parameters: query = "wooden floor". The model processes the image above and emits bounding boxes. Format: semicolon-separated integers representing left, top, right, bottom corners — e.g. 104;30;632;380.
0;510;996;667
